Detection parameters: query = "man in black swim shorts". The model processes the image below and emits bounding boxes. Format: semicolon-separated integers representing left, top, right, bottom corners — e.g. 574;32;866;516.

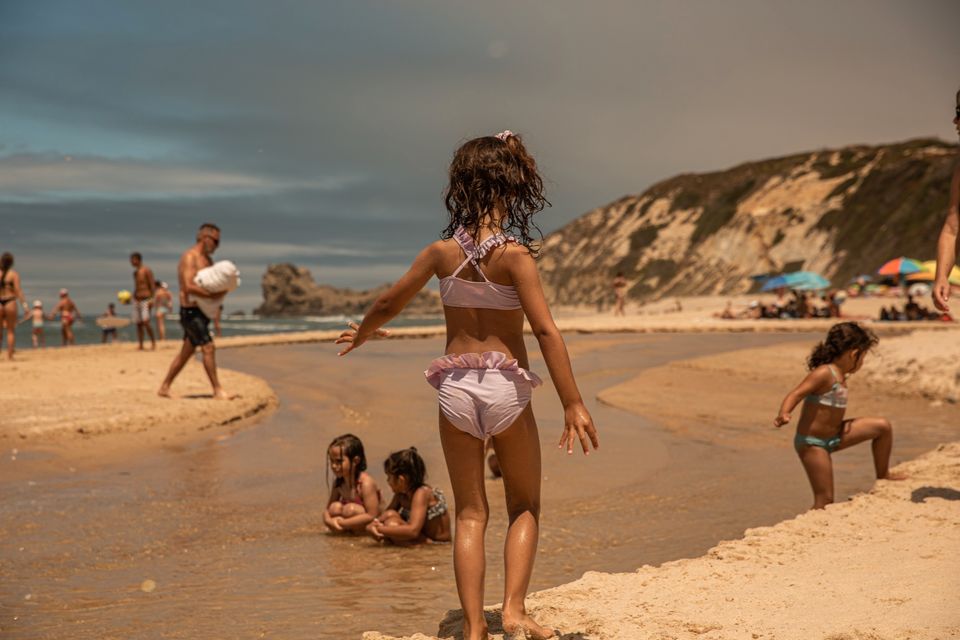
157;223;236;400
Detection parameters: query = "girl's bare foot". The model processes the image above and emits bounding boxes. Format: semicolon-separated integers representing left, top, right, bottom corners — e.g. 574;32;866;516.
212;389;238;400
882;471;909;481
462;620;489;640
502;612;555;640
157;386;172;398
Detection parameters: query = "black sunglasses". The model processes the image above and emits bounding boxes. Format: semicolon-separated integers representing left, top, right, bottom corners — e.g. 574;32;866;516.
955;105;960;119
204;234;220;247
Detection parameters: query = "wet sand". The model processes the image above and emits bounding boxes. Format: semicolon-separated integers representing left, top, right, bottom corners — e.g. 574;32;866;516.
1;331;957;639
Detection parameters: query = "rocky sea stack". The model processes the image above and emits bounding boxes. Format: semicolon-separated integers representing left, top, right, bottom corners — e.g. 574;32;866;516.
255;264;441;317
540;138;957;305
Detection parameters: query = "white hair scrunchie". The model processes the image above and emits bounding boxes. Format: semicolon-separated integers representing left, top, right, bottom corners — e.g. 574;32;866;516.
494;130;515;142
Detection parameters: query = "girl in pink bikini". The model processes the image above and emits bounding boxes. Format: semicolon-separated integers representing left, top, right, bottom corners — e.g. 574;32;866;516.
323;433;383;534
337;131;599;640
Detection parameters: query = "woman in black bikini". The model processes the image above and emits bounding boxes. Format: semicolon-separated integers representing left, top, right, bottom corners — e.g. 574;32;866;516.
0;253;29;360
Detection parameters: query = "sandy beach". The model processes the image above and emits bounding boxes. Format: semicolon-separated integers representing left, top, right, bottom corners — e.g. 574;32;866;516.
1;302;958;640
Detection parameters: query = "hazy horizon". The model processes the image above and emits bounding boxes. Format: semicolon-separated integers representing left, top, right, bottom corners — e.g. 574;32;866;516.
2;0;958;312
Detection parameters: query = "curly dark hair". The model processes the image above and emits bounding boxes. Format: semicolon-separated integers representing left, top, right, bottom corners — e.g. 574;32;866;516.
442;132;549;256
384;447;427;491
807;322;879;370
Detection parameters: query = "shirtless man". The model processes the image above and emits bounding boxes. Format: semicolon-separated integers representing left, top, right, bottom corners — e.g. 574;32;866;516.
153;281;174;340
130;252;157;350
0;252;29;360
49;289;81;346
933;88;960;314
612;271;627;316
158;223;234;400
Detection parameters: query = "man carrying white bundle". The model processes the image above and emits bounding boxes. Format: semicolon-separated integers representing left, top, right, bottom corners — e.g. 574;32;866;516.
158;222;236;400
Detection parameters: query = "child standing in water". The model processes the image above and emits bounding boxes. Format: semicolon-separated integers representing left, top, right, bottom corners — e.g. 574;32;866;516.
337;130;599;640
368;447;452;544
775;322;904;510
324;433;383;533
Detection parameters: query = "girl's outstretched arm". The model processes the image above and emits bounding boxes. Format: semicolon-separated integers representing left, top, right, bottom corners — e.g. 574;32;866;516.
337;243;439;356
775;367;832;427
509;248;599;455
376;487;431;542
933;164;959;312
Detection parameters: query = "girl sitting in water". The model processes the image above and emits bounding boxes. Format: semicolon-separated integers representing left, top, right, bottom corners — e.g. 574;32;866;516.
323;433;382;533
367;447;451;544
775;322;905;510
337;130;598;640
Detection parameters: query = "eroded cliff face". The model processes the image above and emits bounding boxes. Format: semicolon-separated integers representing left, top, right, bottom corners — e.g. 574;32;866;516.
255;264;441;316
540;139;957;305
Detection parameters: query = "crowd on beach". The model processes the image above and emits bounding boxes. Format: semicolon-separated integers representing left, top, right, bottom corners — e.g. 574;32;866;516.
0;250;224;358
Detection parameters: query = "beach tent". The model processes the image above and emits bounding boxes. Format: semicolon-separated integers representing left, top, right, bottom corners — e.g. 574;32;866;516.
877;257;923;276
761;271;830;292
906;260;960;285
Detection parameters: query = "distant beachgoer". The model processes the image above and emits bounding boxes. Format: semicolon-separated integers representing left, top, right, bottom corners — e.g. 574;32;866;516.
337;130;598;640
367;447;451;544
157;223;235;400
774;322;906;510
612;271;627;316
0;252;29;359
49;289;81;346
933;90;960;312
130;252;156;350
21;300;45;348
324;434;382;534
153;281;174;341
100;303;119;344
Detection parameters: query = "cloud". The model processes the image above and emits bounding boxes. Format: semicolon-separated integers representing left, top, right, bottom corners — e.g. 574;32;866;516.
0;153;361;202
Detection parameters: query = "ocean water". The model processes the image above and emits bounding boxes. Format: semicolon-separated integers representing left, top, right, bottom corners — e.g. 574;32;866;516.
6;313;445;350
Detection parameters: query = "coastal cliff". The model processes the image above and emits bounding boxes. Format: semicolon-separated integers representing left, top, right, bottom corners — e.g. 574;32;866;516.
540;138;958;305
255;263;442;317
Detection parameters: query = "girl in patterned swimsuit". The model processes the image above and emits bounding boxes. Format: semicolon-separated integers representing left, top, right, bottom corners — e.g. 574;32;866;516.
775;322;905;510
337;131;599;640
368;447;451;544
324;433;383;534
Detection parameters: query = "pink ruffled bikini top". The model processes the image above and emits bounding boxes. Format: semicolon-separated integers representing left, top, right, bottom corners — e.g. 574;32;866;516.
439;226;522;310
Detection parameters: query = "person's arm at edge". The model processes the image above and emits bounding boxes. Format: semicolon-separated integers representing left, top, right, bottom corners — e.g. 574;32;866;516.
933;163;960;312
323;487;343;531
509;247;599;455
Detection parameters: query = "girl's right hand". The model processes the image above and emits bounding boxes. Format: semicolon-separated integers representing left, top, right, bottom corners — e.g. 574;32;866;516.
336;322;391;356
933;279;950;312
559;402;600;455
774;412;791;428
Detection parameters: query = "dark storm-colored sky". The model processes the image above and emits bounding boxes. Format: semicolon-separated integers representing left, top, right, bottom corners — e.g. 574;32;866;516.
1;0;958;311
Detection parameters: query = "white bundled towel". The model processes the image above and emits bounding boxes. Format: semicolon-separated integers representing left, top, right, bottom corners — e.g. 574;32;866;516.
193;260;240;319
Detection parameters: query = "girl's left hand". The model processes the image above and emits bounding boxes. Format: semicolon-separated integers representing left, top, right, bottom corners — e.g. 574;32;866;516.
336;322;391;356
559;402;600;455
330;517;345;532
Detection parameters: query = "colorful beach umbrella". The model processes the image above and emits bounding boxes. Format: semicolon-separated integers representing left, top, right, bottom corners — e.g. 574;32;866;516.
877;257;923;276
906;260;960;285
761;271;830;292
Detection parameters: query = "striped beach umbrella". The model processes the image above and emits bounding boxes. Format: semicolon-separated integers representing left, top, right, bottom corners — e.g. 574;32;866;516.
906;260;960;284
877;257;923;276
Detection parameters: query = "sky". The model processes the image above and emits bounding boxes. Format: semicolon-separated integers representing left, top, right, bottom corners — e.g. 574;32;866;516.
1;0;959;312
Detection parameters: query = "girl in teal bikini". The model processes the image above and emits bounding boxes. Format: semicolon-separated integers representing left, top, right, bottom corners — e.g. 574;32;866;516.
775;322;905;510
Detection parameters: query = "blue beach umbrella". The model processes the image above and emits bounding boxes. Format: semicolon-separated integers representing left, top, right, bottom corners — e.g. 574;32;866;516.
762;271;830;292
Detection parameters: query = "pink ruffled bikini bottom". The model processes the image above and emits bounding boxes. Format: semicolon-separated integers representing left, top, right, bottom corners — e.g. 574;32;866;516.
424;351;543;440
